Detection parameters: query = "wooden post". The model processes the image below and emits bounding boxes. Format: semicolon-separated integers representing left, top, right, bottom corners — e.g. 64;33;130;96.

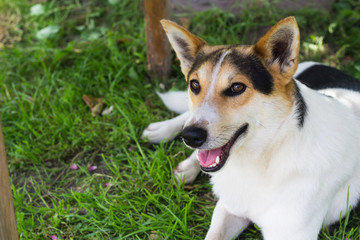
144;0;171;83
0;116;18;240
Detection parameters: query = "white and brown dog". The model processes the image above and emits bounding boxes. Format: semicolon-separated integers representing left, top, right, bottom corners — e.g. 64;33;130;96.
142;17;360;239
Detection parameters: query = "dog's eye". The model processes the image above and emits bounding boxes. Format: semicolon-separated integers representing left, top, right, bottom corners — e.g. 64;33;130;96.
231;83;245;93
190;79;200;94
223;82;246;96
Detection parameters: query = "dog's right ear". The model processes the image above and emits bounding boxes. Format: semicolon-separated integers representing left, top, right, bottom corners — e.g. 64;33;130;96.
160;20;207;77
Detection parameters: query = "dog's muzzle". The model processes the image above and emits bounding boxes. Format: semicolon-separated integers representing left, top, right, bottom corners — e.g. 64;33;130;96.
181;126;207;148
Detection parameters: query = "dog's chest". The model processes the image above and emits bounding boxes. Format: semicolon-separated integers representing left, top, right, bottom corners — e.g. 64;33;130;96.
210;159;298;220
213;176;260;216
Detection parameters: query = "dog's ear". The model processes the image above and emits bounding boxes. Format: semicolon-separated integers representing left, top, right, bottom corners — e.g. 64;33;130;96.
255;17;300;84
161;20;207;77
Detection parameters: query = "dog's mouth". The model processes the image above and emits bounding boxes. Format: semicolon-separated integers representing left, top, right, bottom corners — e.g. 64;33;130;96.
198;123;249;173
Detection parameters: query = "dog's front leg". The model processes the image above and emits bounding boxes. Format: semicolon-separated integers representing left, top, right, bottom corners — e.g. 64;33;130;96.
143;111;201;184
205;202;250;240
174;150;200;184
142;111;190;143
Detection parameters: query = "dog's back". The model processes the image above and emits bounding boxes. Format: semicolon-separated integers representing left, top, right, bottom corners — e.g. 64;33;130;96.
295;62;360;119
295;62;360;92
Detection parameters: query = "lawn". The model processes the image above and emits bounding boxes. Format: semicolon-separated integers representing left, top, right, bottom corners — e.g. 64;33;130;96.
0;0;360;239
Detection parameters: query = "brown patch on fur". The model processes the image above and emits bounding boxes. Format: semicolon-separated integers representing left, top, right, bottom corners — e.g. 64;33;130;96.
188;61;212;109
213;68;256;116
271;72;296;101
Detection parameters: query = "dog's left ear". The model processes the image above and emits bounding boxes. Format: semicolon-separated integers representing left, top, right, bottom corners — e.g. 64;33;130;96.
160;20;207;77
255;17;300;84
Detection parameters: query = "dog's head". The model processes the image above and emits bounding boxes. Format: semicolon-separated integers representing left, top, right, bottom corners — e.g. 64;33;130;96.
161;17;301;173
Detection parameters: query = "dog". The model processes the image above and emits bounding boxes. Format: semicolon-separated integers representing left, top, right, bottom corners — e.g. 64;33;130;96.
142;17;360;239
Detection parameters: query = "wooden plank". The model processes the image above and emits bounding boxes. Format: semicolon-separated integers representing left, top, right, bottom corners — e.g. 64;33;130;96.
0;116;18;240
144;0;171;83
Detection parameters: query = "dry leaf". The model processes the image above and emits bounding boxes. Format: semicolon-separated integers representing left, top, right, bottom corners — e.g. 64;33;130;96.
82;94;104;117
150;231;163;240
92;102;104;116
82;94;102;108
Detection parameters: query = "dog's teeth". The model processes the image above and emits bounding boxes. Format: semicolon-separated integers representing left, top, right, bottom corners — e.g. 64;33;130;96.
215;156;220;164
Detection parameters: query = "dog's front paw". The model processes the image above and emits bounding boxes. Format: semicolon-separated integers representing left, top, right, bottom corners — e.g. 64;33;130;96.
174;153;201;184
142;120;180;144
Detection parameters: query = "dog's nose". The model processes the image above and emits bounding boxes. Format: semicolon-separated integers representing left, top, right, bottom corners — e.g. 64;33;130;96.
181;126;207;148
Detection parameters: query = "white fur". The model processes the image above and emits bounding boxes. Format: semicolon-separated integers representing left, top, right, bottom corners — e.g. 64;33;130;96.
173;150;201;183
142;62;360;237
207;50;230;99
142;111;189;143
156;91;189;114
208;82;360;239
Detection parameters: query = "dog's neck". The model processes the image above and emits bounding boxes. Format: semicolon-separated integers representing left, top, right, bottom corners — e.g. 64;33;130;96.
223;81;307;171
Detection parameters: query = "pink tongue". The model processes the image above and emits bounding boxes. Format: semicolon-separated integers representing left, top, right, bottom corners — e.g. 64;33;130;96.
198;147;223;167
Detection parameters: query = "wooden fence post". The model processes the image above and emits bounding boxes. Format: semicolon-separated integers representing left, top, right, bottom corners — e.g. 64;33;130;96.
0;116;18;240
144;0;171;83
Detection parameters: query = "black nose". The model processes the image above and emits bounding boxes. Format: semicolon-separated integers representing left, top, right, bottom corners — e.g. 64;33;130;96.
181;126;207;148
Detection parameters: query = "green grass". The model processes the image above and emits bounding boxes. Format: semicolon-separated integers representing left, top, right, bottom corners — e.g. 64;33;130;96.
1;0;360;239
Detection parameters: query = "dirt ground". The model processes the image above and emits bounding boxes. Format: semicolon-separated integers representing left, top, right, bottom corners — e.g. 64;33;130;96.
170;0;333;14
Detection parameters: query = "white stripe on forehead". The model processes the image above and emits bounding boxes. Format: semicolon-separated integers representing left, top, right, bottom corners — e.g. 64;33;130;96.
206;50;231;99
188;50;231;126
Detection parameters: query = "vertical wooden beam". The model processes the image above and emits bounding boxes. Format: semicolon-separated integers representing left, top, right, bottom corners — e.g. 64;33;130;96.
144;0;171;83
0;116;18;240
